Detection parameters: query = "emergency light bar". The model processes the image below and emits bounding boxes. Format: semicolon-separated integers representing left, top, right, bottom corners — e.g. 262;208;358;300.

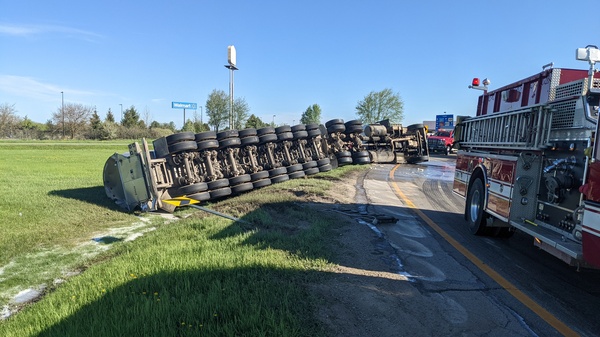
469;78;490;91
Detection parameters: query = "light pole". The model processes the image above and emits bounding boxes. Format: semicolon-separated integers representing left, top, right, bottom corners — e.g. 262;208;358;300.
119;104;123;123
225;45;238;130
272;114;276;126
61;91;64;138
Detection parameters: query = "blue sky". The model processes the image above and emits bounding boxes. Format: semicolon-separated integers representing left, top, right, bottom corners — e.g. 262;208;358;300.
1;0;600;129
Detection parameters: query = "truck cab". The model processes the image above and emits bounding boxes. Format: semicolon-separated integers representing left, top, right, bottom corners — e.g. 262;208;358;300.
427;128;455;155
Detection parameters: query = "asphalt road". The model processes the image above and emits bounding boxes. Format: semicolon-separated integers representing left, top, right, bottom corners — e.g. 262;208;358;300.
359;154;600;337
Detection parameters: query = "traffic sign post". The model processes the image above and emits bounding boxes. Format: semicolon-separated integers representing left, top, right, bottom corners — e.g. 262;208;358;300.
172;102;198;129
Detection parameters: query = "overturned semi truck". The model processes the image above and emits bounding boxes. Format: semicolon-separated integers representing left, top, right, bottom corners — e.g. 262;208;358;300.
103;119;429;212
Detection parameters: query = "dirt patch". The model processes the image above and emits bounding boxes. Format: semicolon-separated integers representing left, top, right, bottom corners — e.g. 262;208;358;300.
308;168;416;337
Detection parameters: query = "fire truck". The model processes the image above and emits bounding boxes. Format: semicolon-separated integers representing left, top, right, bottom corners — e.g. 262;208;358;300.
453;46;600;269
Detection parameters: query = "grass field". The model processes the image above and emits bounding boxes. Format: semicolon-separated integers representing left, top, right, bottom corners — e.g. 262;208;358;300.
0;140;366;336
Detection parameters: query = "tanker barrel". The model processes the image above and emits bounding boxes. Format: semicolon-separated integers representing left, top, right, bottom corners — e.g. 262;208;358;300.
364;124;388;138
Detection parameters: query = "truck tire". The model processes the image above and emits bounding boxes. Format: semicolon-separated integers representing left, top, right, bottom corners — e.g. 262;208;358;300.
218;137;241;149
217;130;239;140
250;171;269;181
318;163;333;172
188;191;211;201
210;187;232;199
168;141;197;154
292;130;308;139
194;131;216;142
291;124;306;132
286;163;303;173
167;132;195;145
229;174;251;186
253;178;272;188
307;129;321;138
259;133;278;144
240;136;259;146
238;128;257;138
178;182;208;195
231;182;254;194
277;132;293;142
466;178;488;235
302;161;318;169
196;139;219;151
207;178;229;190
407;123;424;132
271;174;290;184
445;145;452;155
304;167;320;175
269;167;287;177
275;125;292;134
257;127;275;136
327;124;345;134
325;119;344;128
305;123;320;131
289;171;306;179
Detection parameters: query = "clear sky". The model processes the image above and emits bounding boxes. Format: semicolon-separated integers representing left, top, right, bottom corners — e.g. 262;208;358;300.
2;0;600;129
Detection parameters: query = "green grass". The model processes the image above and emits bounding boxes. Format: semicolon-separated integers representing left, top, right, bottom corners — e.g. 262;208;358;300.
0;140;370;336
0;141;147;302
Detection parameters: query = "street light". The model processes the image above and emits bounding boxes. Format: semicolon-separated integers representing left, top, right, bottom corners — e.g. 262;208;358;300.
61;91;64;138
119;104;123;123
225;45;238;130
272;114;276;126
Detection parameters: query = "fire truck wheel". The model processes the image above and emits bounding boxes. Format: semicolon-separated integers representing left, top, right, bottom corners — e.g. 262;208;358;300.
466;178;488;235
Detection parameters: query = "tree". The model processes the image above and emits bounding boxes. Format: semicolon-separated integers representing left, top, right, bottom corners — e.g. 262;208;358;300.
233;97;250;130
0;103;19;138
105;108;115;123
121;105;140;128
205;89;229;131
355;88;404;124
51;102;93;139
300;104;322;124
245;114;267;129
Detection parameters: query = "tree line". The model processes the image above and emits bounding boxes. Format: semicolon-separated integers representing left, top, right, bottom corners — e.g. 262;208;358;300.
0;88;403;140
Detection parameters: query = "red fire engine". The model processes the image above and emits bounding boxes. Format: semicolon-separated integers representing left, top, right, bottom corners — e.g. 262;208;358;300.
453;46;600;269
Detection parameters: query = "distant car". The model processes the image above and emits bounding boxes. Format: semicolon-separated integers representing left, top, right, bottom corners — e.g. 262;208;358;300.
428;129;454;155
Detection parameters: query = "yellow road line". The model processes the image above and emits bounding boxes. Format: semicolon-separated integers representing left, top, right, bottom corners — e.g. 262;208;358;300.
389;164;578;337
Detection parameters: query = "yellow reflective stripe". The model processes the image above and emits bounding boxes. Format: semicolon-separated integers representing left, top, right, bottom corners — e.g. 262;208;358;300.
162;197;200;207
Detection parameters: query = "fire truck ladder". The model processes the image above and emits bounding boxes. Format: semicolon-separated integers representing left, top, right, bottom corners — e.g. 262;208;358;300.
459;105;553;150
